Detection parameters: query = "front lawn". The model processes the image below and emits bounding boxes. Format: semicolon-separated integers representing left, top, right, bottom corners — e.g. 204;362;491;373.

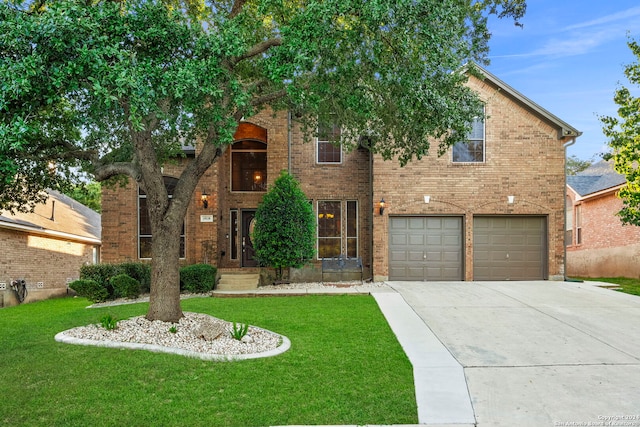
575;277;640;297
0;295;417;427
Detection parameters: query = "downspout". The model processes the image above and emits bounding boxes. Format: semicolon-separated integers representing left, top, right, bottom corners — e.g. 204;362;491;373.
562;136;578;281
369;146;375;282
287;111;292;174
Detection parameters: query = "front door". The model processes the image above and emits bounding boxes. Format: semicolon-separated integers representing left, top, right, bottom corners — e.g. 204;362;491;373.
241;210;258;267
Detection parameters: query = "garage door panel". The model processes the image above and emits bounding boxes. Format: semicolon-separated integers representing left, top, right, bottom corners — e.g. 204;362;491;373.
389;216;463;281
473;216;546;281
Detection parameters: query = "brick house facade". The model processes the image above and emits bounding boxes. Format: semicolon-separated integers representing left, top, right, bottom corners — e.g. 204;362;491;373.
567;160;640;277
0;191;101;307
101;64;580;282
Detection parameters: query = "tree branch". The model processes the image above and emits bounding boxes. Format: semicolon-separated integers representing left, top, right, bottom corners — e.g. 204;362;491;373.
94;162;140;182
231;38;282;66
229;0;246;19
251;89;288;107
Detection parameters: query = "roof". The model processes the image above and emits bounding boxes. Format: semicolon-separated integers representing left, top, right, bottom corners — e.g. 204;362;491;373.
567;160;626;198
0;190;101;244
471;64;582;140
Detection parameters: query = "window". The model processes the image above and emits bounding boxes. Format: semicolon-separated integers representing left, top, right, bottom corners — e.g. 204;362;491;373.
317;200;358;258
452;111;485;163
346;201;358;257
575;204;582;245
565;197;573;246
231;140;267;191
138;177;185;259
230;209;238;260
317;122;342;164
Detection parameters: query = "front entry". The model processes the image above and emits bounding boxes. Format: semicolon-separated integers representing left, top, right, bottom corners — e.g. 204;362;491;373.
241;210;258;267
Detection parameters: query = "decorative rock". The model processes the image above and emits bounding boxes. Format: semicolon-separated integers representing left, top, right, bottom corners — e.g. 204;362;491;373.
241;334;254;344
193;317;226;341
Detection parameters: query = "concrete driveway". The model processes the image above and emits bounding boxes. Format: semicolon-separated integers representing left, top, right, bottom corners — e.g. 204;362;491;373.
383;280;640;427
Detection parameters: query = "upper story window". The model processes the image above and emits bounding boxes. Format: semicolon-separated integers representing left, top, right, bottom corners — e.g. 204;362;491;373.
316;122;342;164
138;176;185;259
231;140;267;192
452;109;485;163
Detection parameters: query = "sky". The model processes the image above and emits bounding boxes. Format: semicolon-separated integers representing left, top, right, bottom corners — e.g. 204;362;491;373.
484;1;640;161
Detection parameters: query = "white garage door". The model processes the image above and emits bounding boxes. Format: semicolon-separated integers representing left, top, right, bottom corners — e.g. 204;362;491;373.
473;216;547;280
389;216;463;281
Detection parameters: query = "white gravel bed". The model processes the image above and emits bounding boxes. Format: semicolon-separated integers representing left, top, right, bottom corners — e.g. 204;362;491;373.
55;312;289;361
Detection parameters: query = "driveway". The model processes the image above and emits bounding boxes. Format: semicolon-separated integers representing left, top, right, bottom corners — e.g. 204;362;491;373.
383;280;640;426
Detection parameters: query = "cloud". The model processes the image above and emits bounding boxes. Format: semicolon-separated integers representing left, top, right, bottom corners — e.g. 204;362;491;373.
563;6;640;31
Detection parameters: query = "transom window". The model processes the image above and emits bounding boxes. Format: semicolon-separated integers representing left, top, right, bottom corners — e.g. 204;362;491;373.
138;176;185;259
231;140;267;192
317;200;358;258
316;122;342;164
452;110;485;163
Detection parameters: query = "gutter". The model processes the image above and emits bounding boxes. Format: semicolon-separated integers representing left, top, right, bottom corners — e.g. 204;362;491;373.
0;220;102;245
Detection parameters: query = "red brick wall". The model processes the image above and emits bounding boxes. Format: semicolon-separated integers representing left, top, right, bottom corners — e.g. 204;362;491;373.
567;189;640;277
372;75;568;280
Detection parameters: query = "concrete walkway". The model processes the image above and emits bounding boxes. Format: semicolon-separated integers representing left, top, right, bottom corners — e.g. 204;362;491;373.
219;280;640;427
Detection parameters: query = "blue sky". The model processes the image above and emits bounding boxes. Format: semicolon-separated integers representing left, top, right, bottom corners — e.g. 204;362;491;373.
484;1;640;160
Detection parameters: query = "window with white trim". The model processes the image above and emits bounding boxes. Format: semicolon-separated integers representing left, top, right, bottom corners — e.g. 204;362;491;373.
317;200;358;258
316;122;342;164
452;109;485;163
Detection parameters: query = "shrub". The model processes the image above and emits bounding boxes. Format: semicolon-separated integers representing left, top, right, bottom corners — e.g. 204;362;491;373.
79;264;119;298
69;279;109;303
180;264;217;293
119;263;151;293
110;274;141;299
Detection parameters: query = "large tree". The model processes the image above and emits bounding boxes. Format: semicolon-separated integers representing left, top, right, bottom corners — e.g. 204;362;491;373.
601;38;640;226
0;0;525;322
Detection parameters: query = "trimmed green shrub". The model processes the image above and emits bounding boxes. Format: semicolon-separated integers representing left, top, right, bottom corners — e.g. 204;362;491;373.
180;264;217;293
253;171;316;280
119;263;151;293
110;274;141;299
69;279;109;303
79;264;119;297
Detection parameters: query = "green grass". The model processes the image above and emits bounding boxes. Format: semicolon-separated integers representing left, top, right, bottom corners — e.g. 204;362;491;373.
575;277;640;297
0;295;417;427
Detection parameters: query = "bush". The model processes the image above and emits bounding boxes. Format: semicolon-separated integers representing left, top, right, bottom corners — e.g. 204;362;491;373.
79;264;119;298
110;274;141;299
79;262;151;298
69;279;109;303
119;263;151;293
180;264;217;293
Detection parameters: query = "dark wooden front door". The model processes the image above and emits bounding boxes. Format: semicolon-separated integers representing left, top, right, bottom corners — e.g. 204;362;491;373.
242;210;258;267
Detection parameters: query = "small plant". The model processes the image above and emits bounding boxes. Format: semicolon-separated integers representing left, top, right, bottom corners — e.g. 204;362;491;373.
229;322;249;340
169;325;178;334
100;314;118;330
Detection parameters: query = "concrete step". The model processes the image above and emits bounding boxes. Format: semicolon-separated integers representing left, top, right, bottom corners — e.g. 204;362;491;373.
217;273;260;291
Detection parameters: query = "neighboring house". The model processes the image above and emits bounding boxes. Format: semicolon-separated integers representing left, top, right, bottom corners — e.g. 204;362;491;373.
566;160;640;277
0;190;101;307
101;64;580;282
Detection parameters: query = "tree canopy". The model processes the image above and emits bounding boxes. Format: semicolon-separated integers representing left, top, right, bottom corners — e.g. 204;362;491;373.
601;38;640;226
0;0;526;321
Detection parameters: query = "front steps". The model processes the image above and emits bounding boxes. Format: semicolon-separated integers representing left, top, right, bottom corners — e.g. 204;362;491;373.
216;271;260;291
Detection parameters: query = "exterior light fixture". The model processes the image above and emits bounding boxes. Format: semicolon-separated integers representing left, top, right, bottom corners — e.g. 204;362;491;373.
508;195;515;204
201;190;209;209
379;198;385;215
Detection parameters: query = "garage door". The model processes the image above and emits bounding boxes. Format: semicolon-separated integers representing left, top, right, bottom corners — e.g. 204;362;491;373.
473;216;547;280
389;216;463;281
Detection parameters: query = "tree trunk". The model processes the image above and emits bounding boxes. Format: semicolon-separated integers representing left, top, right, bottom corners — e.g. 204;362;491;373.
146;219;184;322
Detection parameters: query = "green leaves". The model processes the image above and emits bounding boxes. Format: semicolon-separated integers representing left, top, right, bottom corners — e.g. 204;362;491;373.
601;38;640;225
253;172;316;278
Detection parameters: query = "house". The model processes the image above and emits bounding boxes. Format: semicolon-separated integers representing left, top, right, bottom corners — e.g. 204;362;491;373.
566;160;640;277
101;64;580;282
0;190;101;307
